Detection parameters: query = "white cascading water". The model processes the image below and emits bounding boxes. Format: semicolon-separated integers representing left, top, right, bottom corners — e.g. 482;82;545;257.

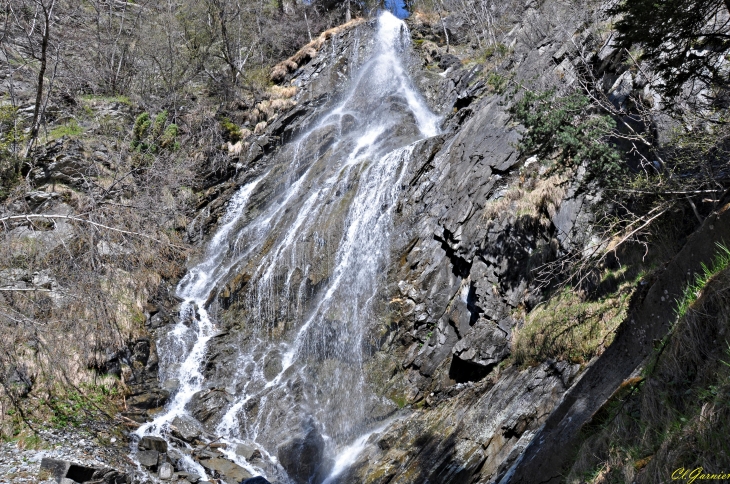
135;11;439;482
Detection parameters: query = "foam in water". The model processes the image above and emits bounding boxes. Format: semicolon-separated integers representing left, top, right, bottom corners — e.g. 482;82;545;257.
135;11;439;481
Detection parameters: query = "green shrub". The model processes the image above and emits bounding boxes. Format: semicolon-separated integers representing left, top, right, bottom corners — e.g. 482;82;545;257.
511;89;622;184
220;117;241;143
131;111;178;153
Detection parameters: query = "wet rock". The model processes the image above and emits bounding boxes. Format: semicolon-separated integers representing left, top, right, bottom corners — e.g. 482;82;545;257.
176;472;202;483
137;450;159;468
188;389;232;423
171;415;202;442
276;424;330;484
139;435;168;453
198;457;252;483
158;462;174;480
234;442;260;460
127;389;170;409
241;478;272;484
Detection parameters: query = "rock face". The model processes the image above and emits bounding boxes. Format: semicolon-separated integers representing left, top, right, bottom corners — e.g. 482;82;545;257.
276;424;329;484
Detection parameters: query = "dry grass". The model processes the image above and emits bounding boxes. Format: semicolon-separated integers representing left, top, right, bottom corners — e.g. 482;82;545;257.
482;174;567;228
270;18;366;83
512;273;634;367
566;268;730;483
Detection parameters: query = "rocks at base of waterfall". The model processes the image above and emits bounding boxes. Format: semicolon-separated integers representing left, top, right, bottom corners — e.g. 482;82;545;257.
139;435;168;453
127;389;170;409
198;457;252;483
187;389;233;423
241;477;272;484
234;442;261;461
158;462;174;480
276;425;332;484
39;457;127;484
136;450;160;469
175;471;202;483
171;415;203;443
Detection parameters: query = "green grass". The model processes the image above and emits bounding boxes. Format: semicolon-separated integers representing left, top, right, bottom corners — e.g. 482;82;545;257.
676;243;730;318
513;277;636;367
49;119;83;139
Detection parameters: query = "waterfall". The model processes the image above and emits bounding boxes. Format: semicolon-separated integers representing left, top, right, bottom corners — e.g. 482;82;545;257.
135;11;439;483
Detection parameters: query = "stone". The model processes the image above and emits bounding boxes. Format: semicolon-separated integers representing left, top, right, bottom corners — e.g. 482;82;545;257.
241;478;272;484
139;435;168;452
158;462;174;480
60;479;78;484
136;450;160;468
276;424;329;484
198;457;252;483
171;415;202;442
234;442;259;460
127;390;170;409
176;472;201;483
40;458;70;481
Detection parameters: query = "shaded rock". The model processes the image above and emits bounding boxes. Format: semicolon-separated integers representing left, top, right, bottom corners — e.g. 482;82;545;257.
137;450;159;468
241;478;272;484
188;389;232;423
277;423;330;484
139;435;168;452
199;457;252;483
127;389;170;409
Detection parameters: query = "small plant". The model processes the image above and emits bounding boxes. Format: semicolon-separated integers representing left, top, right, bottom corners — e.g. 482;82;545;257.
220;117;242;143
675;243;730;318
131;111;179;153
49;119;83;139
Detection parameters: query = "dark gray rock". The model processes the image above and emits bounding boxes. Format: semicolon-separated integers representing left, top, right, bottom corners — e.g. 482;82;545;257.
276;423;329;484
171;415;202;442
136;450;159;468
139;435;168;452
40;458;70;482
241;478;272;484
198;457;252;483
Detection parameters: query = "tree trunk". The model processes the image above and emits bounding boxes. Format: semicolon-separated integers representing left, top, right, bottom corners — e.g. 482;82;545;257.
725;0;730;15
27;2;52;154
346;0;351;22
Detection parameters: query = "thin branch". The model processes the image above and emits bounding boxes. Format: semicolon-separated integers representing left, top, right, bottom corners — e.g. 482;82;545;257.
0;214;186;250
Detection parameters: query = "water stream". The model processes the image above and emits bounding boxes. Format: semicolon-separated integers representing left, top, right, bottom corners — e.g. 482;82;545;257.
135;11;439;482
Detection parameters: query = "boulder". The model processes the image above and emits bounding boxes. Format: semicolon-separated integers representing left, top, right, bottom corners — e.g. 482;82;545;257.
127;389;170;409
40;458;98;483
234;442;260;460
276;423;330;484
137;450;159;468
176;472;202;483
40;457;70;481
139;435;168;452
241;478;272;484
158;462;174;480
171;415;202;442
198;457;252;483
